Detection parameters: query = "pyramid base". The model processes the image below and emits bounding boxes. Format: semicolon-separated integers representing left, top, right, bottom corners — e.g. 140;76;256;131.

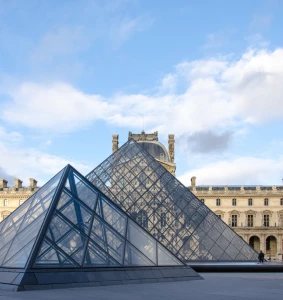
0;266;202;291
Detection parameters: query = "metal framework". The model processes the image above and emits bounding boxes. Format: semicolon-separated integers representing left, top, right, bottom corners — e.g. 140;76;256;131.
86;139;258;262
0;165;183;269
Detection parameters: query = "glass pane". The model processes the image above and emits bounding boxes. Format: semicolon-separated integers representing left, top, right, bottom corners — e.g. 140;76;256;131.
60;200;92;233
57;229;87;265
101;197;126;236
84;240;111;267
35;247;76;266
3;213;45;264
46;215;72;242
3;237;36;268
29;168;64;209
73;173;98;210
124;242;154;266
0;241;12;266
56;190;72;210
89;216;125;264
157;244;182;266
19;190;54;233
127;220;156;263
0;194;35;234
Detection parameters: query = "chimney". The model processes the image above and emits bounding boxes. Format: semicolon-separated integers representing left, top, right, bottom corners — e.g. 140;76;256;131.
14;178;23;189
0;179;8;189
29;178;38;189
191;176;196;188
112;134;119;153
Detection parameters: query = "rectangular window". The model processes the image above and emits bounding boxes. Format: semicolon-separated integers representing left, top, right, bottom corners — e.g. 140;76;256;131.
216;199;221;206
231;215;237;227
232;199;236;206
4;199;8;206
19;199;24;205
248;198;253;206
200;199;205;203
247;215;253;227
264;198;269;206
217;215;222;219
264;215;269;227
280;198;283;206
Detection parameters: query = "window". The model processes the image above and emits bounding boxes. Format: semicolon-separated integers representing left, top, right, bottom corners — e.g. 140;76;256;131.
232;198;237;206
160;212;166;227
248;198;253;206
19;199;24;205
263;214;269;227
231;215;237;227
200;199;205;203
247;215;253;227
4;199;8;206
216;198;221;206
264;198;269;206
137;210;148;228
280;198;283;206
217;215;222;219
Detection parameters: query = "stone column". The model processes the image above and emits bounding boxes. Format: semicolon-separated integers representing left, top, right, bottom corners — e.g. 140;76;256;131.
112;135;119;153
260;234;266;253
0;179;8;189
168;134;175;163
14;178;23;189
29;178;38;189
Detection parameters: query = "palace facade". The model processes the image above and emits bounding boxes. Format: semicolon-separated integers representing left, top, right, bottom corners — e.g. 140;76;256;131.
1;131;282;260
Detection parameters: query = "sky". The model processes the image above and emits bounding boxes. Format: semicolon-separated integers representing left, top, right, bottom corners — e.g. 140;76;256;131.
1;0;283;187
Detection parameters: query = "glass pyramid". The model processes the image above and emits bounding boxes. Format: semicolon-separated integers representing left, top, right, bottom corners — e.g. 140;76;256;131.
0;165;184;269
86;139;258;262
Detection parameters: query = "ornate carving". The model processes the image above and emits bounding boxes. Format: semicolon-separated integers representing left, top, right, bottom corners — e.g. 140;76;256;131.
128;131;158;141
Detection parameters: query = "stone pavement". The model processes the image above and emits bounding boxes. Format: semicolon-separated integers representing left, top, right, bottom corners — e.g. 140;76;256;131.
0;272;283;300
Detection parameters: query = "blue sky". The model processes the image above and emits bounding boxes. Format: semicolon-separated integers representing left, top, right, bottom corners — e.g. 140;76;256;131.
1;0;283;186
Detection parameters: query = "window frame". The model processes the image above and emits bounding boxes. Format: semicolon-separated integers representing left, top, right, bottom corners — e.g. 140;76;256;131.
216;198;221;206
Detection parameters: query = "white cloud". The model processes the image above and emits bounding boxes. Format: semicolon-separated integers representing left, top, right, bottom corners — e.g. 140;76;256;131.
178;156;283;186
110;15;155;48
0;127;90;186
1;47;283;138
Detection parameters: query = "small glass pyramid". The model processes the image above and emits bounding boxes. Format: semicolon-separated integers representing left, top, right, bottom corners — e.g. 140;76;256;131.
86;139;258;262
0;165;184;269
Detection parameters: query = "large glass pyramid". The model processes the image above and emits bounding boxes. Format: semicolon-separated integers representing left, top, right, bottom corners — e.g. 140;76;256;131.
0;165;184;270
86;139;258;262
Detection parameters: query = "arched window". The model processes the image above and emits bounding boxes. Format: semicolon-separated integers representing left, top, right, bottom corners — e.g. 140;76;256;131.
216;199;221;206
19;199;24;206
160;212;166;227
232;198;237;206
264;198;269;206
137;210;148;228
4;199;8;206
248;198;253;206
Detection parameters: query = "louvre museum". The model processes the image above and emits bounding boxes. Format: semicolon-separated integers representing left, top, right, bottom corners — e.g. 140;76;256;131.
0;131;282;290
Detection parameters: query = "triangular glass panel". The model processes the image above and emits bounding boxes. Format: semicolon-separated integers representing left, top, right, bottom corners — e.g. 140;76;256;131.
127;219;156;264
124;242;154;266
101;197;127;236
59;198;92;234
86;139;258;262
0;241;12;265
157;244;182;266
72;171;98;210
3;237;36;268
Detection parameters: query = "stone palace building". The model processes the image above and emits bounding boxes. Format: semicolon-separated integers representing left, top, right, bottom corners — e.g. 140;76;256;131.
1;131;282;260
